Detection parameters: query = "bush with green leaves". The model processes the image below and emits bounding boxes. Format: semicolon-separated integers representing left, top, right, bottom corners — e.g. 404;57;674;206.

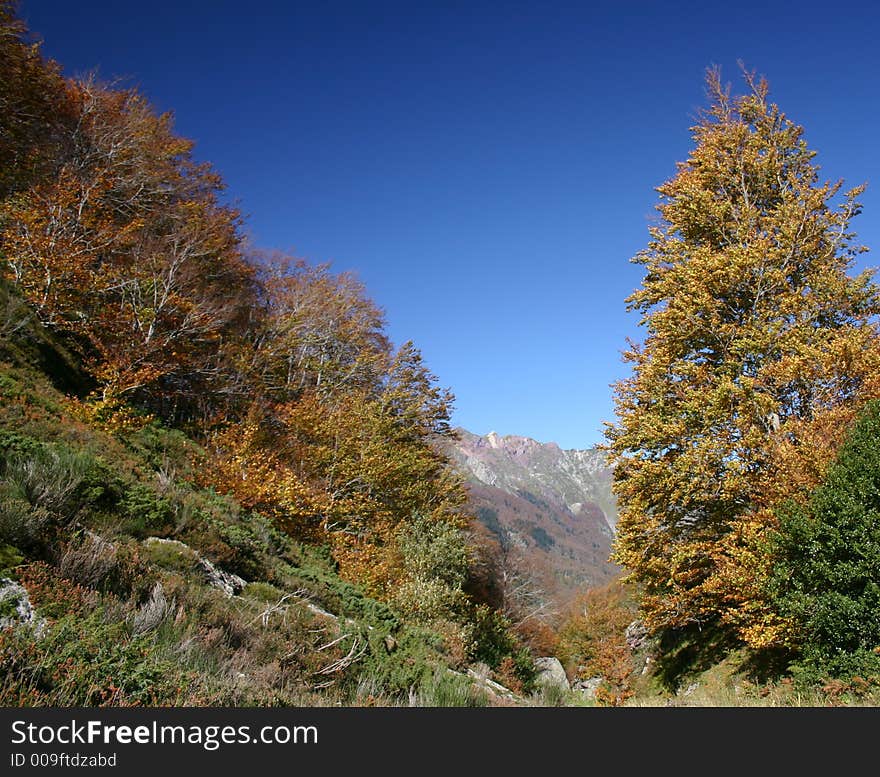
390;513;470;624
769;399;880;682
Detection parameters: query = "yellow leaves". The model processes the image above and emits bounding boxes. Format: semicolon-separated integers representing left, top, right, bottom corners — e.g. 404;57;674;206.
63;392;154;435
607;68;880;652
200;417;326;542
1;67;254;419
200;382;468;590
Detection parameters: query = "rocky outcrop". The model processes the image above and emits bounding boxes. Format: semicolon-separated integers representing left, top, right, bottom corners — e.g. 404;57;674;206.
143;537;246;597
443;429;620;609
449;429;618;533
0;578;47;637
461;664;518;702
625;620;648;650
572;676;603;699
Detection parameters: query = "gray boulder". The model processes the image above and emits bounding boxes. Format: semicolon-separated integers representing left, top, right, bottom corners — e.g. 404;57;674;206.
534;657;569;691
625;619;648;650
573;676;603;699
144;537;246;597
0;578;47;637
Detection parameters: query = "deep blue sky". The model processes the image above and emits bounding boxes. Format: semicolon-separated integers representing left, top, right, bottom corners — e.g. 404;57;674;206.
19;1;880;449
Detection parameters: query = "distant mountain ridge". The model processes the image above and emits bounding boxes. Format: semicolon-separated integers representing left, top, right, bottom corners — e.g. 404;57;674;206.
453;429;618;532
445;428;620;611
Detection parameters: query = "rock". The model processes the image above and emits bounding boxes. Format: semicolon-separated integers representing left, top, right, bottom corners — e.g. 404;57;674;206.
196;555;246;597
534;657;569;691
573;676;603;699
144;537;245;597
303;601;337;620
383;635;398;653
625;620;648;651
468;662;491;682
0;578;47;637
462;667;518;700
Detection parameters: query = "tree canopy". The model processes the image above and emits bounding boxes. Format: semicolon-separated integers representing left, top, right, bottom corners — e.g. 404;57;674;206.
605;68;880;650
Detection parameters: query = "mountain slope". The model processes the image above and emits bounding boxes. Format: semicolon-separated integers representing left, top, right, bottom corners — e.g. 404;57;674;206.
446;429;620;612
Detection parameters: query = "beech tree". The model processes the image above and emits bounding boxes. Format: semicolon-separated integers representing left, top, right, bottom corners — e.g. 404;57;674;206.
605;69;880;646
0;1;69;196
1;75;256;417
246;255;390;402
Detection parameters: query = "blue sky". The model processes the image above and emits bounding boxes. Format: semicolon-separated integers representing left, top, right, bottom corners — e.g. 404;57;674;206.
19;1;880;449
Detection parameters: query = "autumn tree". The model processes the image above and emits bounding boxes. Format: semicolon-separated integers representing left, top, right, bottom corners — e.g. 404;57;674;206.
270;346;467;592
0;1;69;196
1;74;256;419
605;68;880;649
242;254;390;403
557;579;638;706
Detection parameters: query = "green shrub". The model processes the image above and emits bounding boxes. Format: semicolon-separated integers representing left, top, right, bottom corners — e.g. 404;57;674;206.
243;581;286;604
769;400;880;682
141;537;199;572
390;513;470;625
0;609;184;706
119;482;175;538
0;543;24;575
466;604;536;692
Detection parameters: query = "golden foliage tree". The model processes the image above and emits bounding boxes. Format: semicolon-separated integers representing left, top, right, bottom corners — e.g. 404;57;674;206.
605;68;880;647
557;579;638;706
1;74;256;417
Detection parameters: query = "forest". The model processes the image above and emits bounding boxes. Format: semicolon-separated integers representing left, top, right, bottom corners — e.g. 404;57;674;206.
1;1;879;706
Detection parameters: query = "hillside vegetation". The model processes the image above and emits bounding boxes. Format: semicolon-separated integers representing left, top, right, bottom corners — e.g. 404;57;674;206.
2;3;879;708
0;2;538;706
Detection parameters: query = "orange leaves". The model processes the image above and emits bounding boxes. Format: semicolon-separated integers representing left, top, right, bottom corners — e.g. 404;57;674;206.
201;375;467;590
607;68;880;650
0;4;70;196
557;579;638;706
1;66;256;416
1;5;473;618
201;415;326;542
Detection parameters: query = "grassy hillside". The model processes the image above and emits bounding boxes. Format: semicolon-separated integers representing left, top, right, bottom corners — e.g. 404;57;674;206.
0;282;535;706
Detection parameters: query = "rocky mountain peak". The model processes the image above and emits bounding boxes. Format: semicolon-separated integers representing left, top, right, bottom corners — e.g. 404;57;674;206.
450;428;617;532
442;428;620;609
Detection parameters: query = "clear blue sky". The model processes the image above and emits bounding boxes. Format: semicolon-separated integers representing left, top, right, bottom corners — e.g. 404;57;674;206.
19;1;880;449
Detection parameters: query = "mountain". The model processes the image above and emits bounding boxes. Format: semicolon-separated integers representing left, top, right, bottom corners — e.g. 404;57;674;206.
445;429;620;615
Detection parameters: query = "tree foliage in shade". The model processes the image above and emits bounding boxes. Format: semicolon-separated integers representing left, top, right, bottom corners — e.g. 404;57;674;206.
605;68;880;647
768;400;880;681
0;0;69;196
